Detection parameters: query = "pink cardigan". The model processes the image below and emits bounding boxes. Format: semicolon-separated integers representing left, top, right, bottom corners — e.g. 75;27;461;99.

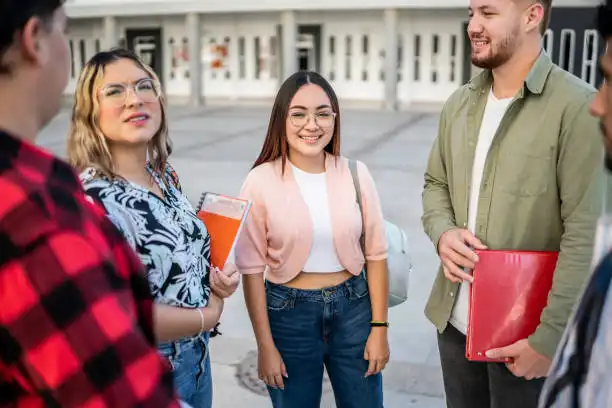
235;153;388;284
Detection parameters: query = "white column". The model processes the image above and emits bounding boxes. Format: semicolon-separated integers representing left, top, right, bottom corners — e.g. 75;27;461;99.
186;12;203;107
384;9;399;111
281;10;297;80
103;16;117;50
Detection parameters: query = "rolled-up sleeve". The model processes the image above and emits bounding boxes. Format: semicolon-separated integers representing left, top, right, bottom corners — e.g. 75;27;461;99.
235;172;268;274
357;161;388;261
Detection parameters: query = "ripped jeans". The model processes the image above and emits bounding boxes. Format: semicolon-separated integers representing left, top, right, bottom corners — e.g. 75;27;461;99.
158;332;212;408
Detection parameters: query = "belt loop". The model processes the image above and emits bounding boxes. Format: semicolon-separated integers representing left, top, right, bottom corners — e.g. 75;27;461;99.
173;341;182;359
345;279;354;298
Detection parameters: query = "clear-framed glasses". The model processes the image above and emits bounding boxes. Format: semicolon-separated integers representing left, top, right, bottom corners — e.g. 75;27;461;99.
288;110;337;128
99;78;161;107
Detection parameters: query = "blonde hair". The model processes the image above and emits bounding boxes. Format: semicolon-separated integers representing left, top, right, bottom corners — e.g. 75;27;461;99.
66;48;171;181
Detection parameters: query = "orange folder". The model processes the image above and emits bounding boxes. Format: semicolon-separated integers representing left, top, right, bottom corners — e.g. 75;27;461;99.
195;192;252;269
466;249;558;362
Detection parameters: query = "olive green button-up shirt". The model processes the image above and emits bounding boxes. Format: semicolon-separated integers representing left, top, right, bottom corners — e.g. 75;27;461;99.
421;51;604;359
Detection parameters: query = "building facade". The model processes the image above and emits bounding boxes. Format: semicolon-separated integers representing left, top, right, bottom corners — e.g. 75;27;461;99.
65;0;604;109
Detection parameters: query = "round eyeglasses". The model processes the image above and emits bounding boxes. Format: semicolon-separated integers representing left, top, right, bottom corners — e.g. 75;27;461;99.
288;111;336;128
99;78;161;107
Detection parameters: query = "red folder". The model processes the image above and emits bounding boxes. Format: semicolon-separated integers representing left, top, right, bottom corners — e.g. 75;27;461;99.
466;249;558;362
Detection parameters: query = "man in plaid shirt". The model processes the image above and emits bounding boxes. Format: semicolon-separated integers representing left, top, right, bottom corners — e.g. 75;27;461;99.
0;1;181;406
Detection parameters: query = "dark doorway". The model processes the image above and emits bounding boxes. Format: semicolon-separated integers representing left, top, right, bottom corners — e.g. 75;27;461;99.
125;28;164;86
297;25;322;73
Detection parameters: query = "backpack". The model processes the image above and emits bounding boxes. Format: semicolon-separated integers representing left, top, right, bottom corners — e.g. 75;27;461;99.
349;160;411;308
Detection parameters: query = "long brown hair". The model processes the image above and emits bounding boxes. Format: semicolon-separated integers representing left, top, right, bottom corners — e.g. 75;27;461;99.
251;71;341;172
66;47;171;180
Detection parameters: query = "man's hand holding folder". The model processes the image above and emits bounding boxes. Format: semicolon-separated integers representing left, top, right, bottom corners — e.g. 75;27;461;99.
485;339;551;380
439;228;555;380
438;228;487;283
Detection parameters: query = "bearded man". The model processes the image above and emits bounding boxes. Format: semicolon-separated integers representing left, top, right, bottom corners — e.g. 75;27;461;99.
421;0;605;407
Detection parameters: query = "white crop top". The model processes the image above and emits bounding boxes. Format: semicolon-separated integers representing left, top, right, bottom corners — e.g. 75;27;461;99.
290;162;345;273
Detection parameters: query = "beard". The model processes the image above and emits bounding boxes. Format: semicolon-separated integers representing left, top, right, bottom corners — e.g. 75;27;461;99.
471;26;521;69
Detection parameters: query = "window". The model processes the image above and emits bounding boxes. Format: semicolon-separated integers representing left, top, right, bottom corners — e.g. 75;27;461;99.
238;37;246;79
362;35;369;81
79;39;86;70
543;29;554;56
209;38;216;79
69;40;75;78
397;34;403;82
270;36;277;79
345;36;352;80
431;34;439;83
182;38;189;78
254;37;261;79
329;36;335;81
450;35;457;82
413;35;421;81
224;36;231;79
559;29;576;73
582;30;599;87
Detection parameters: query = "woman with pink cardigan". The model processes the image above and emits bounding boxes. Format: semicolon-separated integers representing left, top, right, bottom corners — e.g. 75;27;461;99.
235;71;390;408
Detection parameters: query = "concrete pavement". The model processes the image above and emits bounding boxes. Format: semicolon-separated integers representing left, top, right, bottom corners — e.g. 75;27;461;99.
38;105;446;408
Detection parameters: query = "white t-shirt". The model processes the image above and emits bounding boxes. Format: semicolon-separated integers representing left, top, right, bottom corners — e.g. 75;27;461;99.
449;88;513;334
290;162;345;273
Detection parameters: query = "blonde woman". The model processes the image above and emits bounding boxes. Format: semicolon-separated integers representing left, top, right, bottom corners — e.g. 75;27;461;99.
67;47;239;408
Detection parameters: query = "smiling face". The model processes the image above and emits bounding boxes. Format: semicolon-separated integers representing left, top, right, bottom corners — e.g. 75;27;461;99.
285;83;336;162
97;58;162;147
468;0;541;69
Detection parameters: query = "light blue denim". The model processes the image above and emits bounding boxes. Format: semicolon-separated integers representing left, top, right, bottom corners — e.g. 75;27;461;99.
158;333;212;408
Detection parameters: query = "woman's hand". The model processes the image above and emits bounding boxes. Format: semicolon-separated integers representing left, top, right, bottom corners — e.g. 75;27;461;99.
210;263;240;298
364;328;390;377
258;343;288;390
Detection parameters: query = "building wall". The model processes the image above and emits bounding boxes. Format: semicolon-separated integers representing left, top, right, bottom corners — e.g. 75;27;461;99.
64;5;604;107
66;0;601;17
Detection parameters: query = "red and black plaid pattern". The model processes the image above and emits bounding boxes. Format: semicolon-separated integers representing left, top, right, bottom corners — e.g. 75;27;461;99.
0;130;179;407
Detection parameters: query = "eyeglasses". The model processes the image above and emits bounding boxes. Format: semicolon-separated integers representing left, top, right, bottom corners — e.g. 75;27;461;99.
99;78;161;107
288;111;336;128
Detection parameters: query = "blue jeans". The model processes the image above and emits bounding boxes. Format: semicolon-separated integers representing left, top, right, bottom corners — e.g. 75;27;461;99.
265;274;384;408
158;333;212;408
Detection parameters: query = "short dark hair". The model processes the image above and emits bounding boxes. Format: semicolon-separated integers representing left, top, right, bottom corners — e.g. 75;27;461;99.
596;0;612;39
535;0;553;35
0;0;65;74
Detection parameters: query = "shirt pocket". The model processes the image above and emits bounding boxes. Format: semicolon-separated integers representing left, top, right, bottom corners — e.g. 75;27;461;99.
498;149;554;197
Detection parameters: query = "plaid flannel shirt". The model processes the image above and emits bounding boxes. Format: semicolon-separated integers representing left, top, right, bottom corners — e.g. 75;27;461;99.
0;130;179;407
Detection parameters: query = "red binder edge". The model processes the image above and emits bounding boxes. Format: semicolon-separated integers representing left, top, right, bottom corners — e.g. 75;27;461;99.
466;267;508;363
